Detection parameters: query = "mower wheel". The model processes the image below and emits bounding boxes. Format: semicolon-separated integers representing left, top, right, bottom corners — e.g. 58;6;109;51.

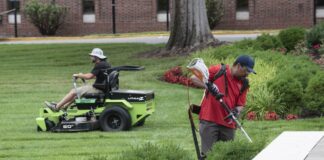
37;126;42;132
99;106;131;131
136;119;145;127
45;119;55;131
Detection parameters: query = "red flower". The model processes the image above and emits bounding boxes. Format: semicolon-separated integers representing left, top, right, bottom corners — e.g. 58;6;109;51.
286;114;298;121
169;66;182;76
313;44;321;49
163;66;198;87
246;111;257;121
164;71;178;83
264;111;279;121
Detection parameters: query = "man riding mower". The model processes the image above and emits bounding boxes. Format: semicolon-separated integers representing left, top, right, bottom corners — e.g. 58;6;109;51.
36;48;155;132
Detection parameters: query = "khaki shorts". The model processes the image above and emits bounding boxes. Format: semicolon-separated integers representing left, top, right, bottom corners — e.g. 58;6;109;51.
76;85;103;96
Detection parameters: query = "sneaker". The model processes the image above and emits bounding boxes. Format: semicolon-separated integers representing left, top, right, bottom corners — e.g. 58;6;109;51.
45;101;59;112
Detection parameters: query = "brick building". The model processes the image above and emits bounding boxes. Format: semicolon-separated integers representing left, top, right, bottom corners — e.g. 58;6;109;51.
217;0;324;29
0;0;323;37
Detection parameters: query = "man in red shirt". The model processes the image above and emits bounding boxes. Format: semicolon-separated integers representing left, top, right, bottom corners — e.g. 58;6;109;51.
190;55;256;156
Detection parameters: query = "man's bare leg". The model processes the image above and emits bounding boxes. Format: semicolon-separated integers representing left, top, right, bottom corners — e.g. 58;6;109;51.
56;89;77;110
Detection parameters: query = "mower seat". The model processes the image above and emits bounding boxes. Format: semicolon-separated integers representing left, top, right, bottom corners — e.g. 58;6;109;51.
93;70;119;93
83;93;105;99
83;70;119;100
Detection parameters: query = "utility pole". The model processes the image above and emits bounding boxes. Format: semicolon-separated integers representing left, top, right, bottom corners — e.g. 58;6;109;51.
166;0;169;31
112;0;116;34
314;0;317;25
14;5;18;37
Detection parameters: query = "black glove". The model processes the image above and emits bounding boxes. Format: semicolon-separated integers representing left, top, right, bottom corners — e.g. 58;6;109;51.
206;82;224;99
232;108;239;118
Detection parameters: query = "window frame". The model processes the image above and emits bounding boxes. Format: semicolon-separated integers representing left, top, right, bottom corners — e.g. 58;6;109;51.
316;0;324;18
156;0;170;22
82;0;96;23
7;0;20;13
236;0;249;20
82;0;95;14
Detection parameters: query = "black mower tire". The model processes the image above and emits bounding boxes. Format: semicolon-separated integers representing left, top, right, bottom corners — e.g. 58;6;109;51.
45;119;55;131
99;106;131;131
136;118;145;127
37;126;42;132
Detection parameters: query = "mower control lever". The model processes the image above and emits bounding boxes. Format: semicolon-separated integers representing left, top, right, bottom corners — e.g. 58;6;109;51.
72;77;86;99
73;76;86;84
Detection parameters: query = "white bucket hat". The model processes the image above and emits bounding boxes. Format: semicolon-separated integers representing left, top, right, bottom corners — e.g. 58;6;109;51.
89;48;106;59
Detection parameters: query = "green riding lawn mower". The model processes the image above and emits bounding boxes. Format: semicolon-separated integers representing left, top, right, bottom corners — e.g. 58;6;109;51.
36;66;155;132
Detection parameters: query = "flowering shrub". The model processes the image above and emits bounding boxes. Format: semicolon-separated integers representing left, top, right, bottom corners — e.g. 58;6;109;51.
286;114;298;120
264;111;279;121
306;22;324;49
246;111;299;121
313;44;321;50
163;66;196;87
246;111;257;121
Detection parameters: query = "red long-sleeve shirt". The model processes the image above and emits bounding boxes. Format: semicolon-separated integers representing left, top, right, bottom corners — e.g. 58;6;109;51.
199;64;248;129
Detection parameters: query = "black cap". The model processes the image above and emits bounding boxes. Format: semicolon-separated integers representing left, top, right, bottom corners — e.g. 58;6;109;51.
235;55;256;74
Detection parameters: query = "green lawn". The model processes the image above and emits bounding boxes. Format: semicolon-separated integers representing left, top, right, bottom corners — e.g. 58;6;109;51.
0;44;323;160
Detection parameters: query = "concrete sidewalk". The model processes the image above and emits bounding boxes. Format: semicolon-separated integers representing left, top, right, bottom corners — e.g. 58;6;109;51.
253;131;324;160
0;34;259;44
305;136;324;160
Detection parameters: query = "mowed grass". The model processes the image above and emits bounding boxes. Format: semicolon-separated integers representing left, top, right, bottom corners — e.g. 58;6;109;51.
0;43;323;160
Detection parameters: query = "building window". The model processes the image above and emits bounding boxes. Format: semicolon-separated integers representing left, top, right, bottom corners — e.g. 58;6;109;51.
7;0;21;24
8;0;20;12
236;0;249;20
82;0;95;23
316;0;324;18
157;0;170;22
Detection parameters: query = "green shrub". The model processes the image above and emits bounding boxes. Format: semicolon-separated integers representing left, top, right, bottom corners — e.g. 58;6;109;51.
285;64;317;88
206;0;224;29
207;138;267;160
245;85;285;119
267;74;304;114
303;72;324;116
291;40;308;56
24;0;67;35
306;22;324;48
118;142;194;160
255;34;283;51
278;27;306;52
235;39;258;50
235;34;283;51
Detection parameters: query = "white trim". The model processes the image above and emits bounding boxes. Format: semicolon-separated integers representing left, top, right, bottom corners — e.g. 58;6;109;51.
83;13;95;23
236;11;249;20
316;8;324;18
157;11;170;22
8;14;21;24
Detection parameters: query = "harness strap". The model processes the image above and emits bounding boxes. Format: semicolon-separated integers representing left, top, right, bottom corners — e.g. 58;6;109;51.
210;64;228;96
210;64;249;96
187;79;203;160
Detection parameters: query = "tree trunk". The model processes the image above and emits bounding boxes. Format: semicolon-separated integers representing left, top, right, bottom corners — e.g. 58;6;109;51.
166;0;216;53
